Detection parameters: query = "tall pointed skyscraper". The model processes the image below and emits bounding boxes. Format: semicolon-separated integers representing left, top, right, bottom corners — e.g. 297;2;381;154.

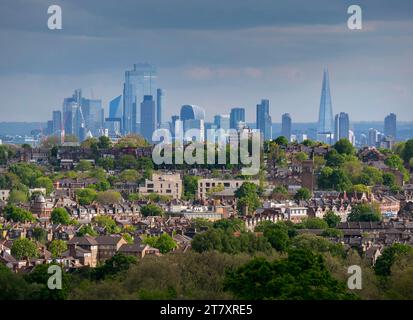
317;69;334;144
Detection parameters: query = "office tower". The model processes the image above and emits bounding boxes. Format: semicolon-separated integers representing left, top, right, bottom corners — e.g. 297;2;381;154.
317;69;334;143
349;130;356;146
106;95;123;135
256;99;272;141
123;63;157;135
52;110;62;135
82;98;103;137
63;90;82;136
334;112;350;142
180;105;205;142
384;113;397;139
368;128;378;147
140;95;156;143
46;121;53;136
230;107;246;130
281;113;292;142
213;114;230;130
360;133;368;147
156;88;163;128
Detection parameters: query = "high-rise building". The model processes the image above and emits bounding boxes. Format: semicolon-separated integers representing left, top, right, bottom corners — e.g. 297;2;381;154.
170;115;179;138
62;89;103;140
230;107;246;130
156;88;163;128
317;69;334;143
123;63;157;135
384;113;397;139
256;99;272;141
368;128;379;147
63;89;82;136
82;98;103;137
281;113;292;142
334;112;350;142
52;110;62;135
213;114;230;130
106;95;123;136
140;95;156;143
180;105;205;142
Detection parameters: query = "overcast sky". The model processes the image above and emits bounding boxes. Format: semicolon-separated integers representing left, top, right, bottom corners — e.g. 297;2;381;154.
0;0;412;123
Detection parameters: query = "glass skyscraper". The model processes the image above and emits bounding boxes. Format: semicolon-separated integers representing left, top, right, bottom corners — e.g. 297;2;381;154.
281;113;292;142
334;112;350;142
317;69;334;143
156;88;163;128
180;105;205;142
256;99;272;141
230;107;245;130
123;63;157;135
140;95;156;143
213;114;230;130
384;113;397;139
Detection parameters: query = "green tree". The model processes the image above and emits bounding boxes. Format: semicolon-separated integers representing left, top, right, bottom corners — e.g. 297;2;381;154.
118;155;138;170
94;216;121;234
140;204;164;217
34;177;54;195
325;150;345;168
273;136;289;146
358;167;383;186
32;227;48;244
383;172;396;187
294;188;311;201
4;205;35;222
255;221;290;251
348;203;381;222
235;182;261;214
8;190;28;204
375;244;413;277
51;208;71;225
76;224;98;236
48;240;68;258
25;263;69;299
333;139;355;155
11;238;39;260
401;139;413;163
294;152;309;162
302;217;329;229
98;136;112;149
144;233;177;254
93;253;137;280
323;211;341;228
119;169;140;182
75;160;93;172
116;134;148;148
183;175;200;200
76;188;97;205
96;190;122;205
224;249;356;300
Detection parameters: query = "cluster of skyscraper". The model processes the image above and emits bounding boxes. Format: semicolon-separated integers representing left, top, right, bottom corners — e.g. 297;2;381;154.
44;65;399;147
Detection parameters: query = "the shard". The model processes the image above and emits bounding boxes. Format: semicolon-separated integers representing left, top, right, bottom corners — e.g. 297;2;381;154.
317;68;334;135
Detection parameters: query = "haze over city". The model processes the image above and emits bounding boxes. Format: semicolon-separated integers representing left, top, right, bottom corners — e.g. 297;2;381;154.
0;0;413;122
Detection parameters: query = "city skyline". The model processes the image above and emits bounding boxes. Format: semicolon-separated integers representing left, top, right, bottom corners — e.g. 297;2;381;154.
0;1;413;122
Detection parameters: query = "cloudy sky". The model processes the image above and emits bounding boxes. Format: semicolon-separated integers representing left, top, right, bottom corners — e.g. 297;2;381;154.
0;0;412;123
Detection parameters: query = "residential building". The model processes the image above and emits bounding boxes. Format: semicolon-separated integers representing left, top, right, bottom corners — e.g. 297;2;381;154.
197;179;259;200
139;173;183;199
